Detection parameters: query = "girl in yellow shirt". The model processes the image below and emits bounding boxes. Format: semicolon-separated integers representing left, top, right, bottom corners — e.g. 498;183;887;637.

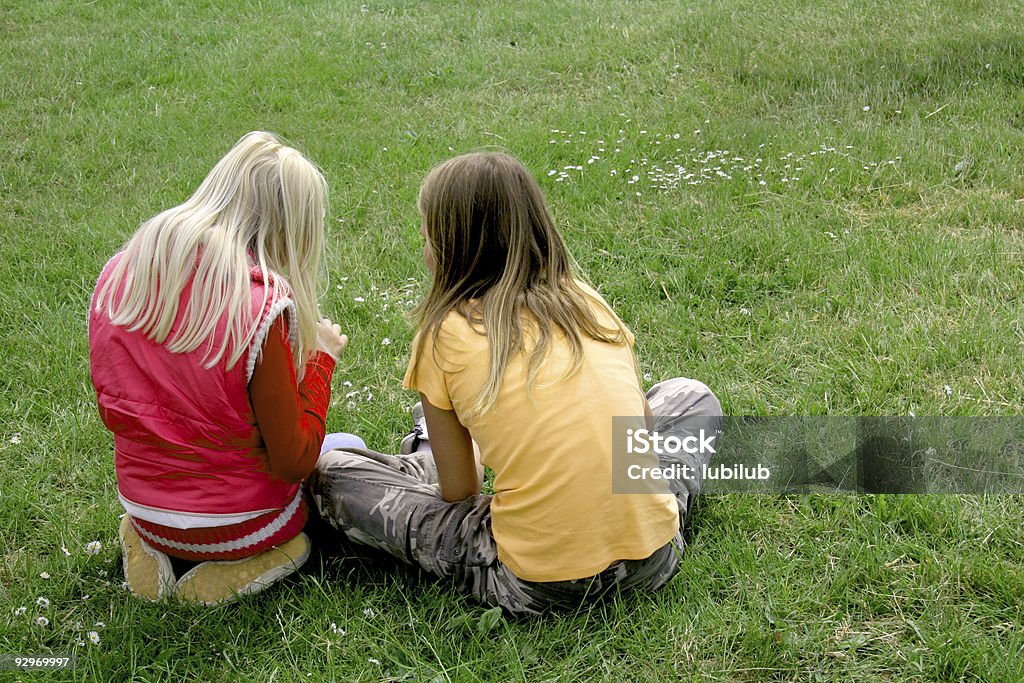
311;152;721;615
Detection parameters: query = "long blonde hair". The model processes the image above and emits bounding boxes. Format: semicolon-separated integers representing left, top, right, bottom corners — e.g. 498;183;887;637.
94;131;327;370
411;151;628;417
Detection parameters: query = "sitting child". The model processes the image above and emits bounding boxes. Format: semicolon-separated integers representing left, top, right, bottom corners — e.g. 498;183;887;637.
89;131;347;604
311;151;721;615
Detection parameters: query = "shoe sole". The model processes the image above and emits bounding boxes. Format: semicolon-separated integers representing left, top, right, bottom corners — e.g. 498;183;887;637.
174;533;312;606
119;515;175;601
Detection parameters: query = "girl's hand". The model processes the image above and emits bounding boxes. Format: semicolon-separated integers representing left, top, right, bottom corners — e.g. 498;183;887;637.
317;318;348;360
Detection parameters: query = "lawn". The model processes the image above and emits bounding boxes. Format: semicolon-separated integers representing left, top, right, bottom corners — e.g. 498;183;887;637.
1;0;1022;680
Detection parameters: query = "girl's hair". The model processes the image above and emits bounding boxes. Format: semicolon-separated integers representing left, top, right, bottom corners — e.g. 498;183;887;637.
94;131;327;370
412;151;628;417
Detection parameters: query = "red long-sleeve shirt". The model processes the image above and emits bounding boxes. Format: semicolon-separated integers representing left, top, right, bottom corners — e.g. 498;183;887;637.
249;317;335;483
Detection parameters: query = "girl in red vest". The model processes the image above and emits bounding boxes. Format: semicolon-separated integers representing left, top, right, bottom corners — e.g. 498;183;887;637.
89;131;350;605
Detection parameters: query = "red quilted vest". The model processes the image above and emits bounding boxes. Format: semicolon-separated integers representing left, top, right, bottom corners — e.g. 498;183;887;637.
88;252;300;528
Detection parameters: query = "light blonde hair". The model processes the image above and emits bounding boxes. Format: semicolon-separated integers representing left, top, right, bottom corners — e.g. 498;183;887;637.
411;151;628;417
94;131;327;370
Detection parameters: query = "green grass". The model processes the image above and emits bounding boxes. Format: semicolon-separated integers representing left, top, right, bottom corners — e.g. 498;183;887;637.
1;0;1022;680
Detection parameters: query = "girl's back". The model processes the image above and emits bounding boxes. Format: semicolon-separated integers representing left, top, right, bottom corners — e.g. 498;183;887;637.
404;152;678;582
406;279;679;582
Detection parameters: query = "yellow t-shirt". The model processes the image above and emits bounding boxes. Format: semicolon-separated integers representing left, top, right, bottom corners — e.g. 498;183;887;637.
402;282;680;582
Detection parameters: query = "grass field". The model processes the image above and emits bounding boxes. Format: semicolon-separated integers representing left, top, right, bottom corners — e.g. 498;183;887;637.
2;0;1023;680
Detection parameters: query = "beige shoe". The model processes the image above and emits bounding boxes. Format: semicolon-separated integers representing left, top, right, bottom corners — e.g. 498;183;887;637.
119;515;176;601
175;533;311;606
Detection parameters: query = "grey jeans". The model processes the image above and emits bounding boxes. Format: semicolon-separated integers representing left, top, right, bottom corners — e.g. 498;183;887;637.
309;377;722;616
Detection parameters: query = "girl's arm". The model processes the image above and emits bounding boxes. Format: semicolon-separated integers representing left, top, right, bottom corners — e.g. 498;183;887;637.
420;394;483;502
250;317;336;483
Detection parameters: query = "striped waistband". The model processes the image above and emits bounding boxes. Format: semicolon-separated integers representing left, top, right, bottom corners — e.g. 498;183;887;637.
132;489;304;554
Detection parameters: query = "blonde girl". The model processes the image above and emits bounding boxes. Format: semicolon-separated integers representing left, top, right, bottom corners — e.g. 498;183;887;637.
312;151;721;615
89;131;348;605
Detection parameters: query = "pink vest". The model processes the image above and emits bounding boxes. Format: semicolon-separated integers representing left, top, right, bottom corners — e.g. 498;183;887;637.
88;253;300;529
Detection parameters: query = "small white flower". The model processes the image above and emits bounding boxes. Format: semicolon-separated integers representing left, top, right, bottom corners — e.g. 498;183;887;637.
94;621;105;629
85;541;102;555
381;338;392;346
35;616;49;627
863;105;871;111
81;594;90;601
363;607;377;618
61;546;71;556
88;631;100;645
739;307;751;316
36;597;50;608
329;622;346;636
925;447;937;457
368;658;382;665
354;297;365;303
943;385;953;396
14;606;26;616
40;572;50;579
9;433;22;444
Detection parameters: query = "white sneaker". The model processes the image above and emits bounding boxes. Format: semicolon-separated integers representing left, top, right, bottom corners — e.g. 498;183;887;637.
399;402;428;454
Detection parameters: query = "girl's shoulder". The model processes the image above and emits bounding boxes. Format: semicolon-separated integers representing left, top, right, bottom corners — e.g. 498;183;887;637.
248;265;284;288
413;308;485;354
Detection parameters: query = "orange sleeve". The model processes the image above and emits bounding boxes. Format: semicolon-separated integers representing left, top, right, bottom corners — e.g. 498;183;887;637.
249;316;335;483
